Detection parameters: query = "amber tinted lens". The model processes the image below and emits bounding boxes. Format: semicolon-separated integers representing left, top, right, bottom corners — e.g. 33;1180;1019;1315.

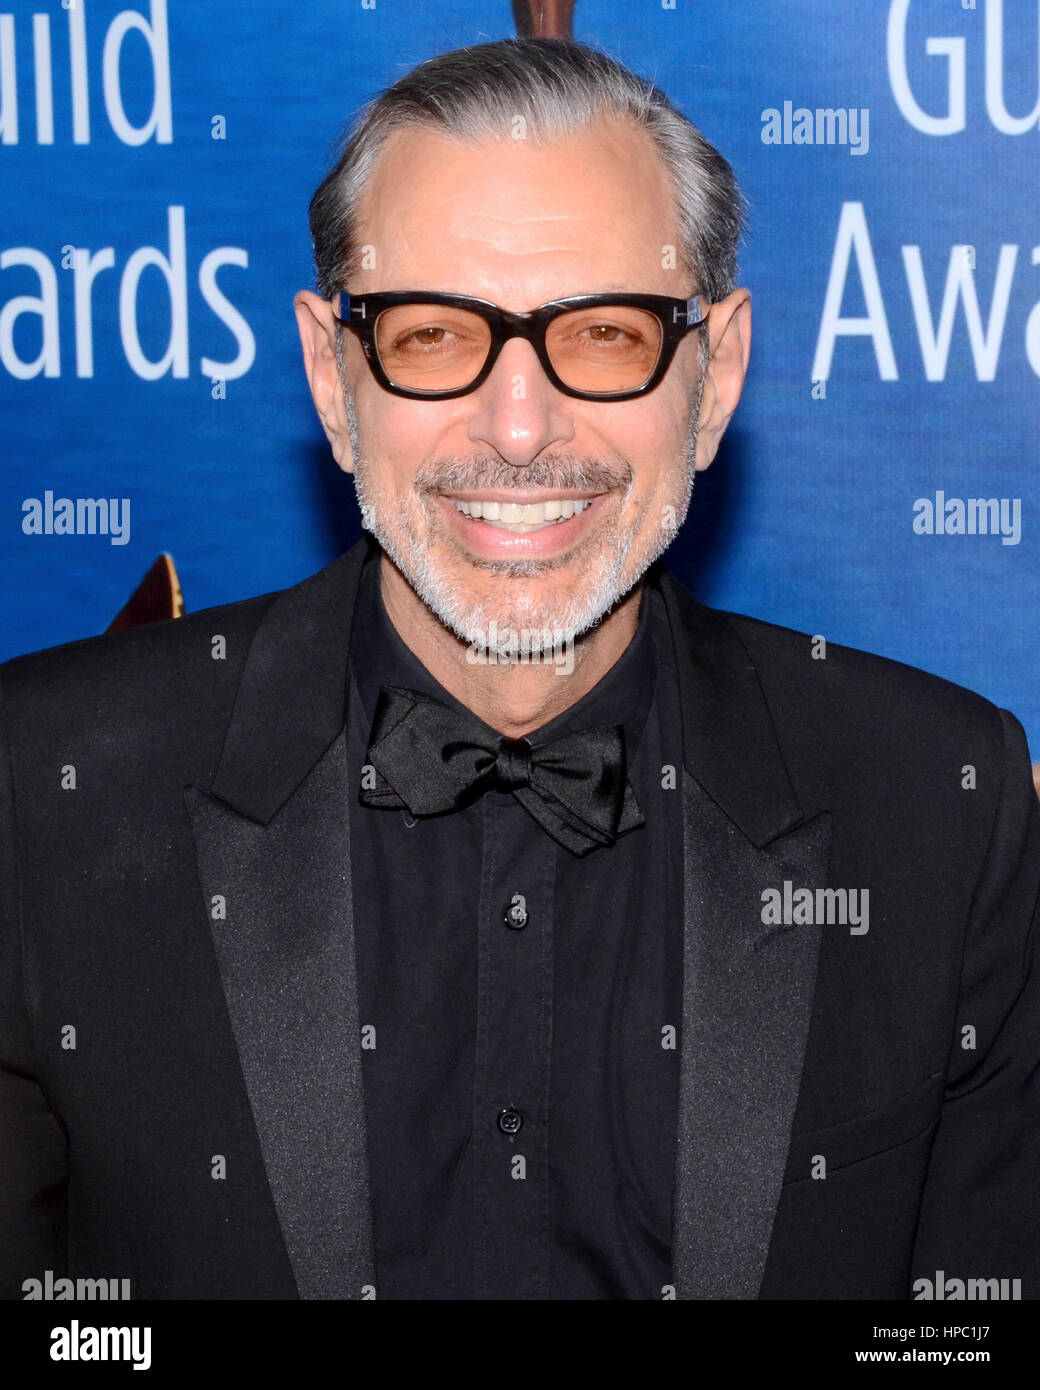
372;302;666;395
545;306;663;392
374;304;492;391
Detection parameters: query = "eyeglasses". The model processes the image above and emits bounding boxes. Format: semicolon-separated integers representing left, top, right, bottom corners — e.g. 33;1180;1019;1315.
331;289;707;402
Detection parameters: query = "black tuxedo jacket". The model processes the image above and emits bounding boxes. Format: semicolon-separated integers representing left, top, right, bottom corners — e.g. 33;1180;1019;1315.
2;538;1038;1300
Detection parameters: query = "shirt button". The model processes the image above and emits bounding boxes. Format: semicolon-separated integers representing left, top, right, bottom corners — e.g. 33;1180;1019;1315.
497;1107;524;1135
504;894;528;930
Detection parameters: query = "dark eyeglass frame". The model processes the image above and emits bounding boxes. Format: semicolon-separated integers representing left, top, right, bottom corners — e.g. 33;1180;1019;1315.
331;288;708;402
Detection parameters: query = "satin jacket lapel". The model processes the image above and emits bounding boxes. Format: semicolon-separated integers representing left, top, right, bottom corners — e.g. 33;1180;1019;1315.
185;537;375;1300
674;781;831;1299
656;569;832;1299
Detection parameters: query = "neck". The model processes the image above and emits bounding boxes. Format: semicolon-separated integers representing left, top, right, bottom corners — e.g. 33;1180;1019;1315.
378;553;643;739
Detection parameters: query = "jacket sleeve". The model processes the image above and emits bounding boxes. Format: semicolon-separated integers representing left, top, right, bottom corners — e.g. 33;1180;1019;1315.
0;672;69;1300
910;706;1040;1296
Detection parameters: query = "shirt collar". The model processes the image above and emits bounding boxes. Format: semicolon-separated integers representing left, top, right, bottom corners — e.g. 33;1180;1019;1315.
349;548;659;758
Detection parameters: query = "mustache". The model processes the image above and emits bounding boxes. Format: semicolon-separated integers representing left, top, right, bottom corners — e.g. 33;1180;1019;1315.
413;455;633;495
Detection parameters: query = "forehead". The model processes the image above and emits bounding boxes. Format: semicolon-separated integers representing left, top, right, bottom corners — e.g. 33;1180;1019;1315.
353;118;683;300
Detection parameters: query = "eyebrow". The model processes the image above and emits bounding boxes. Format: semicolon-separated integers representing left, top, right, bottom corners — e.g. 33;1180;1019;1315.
568;283;633;293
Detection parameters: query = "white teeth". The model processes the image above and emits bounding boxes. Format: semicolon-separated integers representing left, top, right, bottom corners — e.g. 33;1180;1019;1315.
449;495;597;531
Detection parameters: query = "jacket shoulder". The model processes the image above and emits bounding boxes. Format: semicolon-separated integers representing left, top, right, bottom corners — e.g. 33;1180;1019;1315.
721;607;1004;742
702;604;1023;836
698;604;1031;854
2;585;280;682
0;587;282;763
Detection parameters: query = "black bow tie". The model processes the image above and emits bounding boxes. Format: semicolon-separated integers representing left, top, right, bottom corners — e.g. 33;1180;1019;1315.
359;685;645;856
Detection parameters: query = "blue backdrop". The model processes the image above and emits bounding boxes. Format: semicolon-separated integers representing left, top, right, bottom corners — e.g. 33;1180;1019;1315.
2;0;1036;753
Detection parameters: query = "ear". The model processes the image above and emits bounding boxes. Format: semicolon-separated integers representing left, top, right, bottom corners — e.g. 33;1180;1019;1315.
293;289;355;475
695;287;751;471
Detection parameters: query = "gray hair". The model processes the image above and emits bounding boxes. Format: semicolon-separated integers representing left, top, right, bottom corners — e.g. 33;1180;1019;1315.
308;37;746;305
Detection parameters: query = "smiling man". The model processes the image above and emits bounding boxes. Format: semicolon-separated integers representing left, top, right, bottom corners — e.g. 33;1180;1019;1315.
295;105;740;742
2;38;1039;1303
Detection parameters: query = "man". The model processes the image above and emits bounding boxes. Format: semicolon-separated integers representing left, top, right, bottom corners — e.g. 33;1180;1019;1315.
2;37;1038;1302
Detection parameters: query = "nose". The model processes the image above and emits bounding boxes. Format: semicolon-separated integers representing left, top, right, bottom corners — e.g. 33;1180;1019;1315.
464;335;575;468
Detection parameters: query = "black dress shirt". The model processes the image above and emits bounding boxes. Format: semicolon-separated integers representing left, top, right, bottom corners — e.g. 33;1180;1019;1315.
346;549;685;1299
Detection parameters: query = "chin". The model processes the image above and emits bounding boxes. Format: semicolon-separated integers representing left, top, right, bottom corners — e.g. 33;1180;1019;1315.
375;501;647;648
428;557;631;652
